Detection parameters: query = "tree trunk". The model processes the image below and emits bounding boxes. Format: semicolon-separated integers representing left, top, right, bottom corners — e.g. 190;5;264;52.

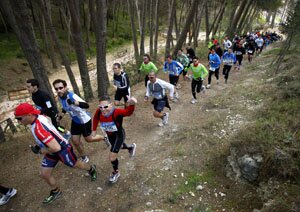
127;0;140;68
149;0;154;56
165;0;176;56
88;0;96;32
84;1;91;51
36;0;80;95
236;0;252;33
271;10;277;28
173;0;201;56
225;0;248;37
139;0;146;56
193;4;204;51
60;3;72;60
226;0;238;36
134;0;142;37
153;0;159;60
95;0;109;97
0;0;54;101
67;0;93;100
204;1;210;42
212;1;226;37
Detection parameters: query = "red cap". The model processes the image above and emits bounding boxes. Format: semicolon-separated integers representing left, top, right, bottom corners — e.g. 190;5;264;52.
14;103;41;116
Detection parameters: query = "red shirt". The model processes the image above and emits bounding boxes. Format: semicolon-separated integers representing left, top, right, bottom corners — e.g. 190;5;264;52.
92;105;135;134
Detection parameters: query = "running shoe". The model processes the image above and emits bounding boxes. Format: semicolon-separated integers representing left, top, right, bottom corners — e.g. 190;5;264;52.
42;189;62;205
206;84;211;89
89;164;97;181
0;188;17;206
109;171;120;183
104;135;111;148
80;155;89;163
174;92;179;99
129;143;137;157
201;85;206;93
63;131;71;141
158;122;164;127
162;112;169;125
191;98;197;104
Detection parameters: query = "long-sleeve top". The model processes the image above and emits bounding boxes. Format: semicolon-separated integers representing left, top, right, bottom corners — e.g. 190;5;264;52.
223;40;232;50
222;52;237;66
139;62;158;74
188;63;208;80
92;105;135;135
58;91;90;124
32;89;58;117
176;53;190;67
209;53;221;69
113;71;130;91
145;78;175;100
163;60;184;76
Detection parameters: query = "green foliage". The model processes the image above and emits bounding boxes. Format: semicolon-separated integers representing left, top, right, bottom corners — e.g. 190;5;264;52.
0;33;24;60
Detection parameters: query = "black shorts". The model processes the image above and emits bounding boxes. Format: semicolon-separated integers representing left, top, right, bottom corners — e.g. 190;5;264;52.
71;120;92;137
108;129;125;153
115;89;130;102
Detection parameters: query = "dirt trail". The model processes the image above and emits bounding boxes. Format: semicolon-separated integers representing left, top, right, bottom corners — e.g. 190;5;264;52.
0;39;276;211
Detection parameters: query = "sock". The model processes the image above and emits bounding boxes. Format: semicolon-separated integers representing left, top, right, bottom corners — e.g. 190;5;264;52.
111;159;119;172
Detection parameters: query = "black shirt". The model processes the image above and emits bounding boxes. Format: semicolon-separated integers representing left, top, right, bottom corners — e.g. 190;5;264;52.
32;89;58;116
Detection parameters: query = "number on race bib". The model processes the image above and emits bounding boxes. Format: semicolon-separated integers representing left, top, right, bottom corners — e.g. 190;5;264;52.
100;122;118;132
209;67;216;71
248;50;253;54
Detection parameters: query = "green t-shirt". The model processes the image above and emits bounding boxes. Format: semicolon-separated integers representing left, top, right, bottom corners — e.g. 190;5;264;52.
188;64;208;80
139;62;158;74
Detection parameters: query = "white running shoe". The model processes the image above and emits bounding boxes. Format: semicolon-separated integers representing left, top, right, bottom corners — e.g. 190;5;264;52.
201;85;206;93
190;98;197;104
162;112;169;125
80;155;89;163
109;171;120;183
174;92;179;99
129;143;136;157
158;122;164;127
0;188;17;206
206;84;211;89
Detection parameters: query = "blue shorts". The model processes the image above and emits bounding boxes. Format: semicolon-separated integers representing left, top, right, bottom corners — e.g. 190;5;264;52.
41;144;77;168
154;99;166;112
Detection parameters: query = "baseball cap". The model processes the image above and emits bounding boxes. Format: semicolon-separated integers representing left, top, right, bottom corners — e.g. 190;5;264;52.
14;103;41;116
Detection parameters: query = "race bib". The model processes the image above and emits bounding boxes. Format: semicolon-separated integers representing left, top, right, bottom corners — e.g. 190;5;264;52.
248;50;253;54
100;122;118;132
114;80;121;87
153;92;162;99
236;51;242;55
209;67;216;71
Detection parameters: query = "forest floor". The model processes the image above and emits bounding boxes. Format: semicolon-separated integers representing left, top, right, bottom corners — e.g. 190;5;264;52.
0;42;281;212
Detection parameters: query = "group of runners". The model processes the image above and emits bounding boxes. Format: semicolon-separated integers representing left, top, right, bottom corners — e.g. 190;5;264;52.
1;31;280;206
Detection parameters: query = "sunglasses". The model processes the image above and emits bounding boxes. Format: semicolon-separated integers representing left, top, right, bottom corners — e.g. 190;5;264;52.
99;104;111;110
15;117;23;121
54;86;64;91
143;58;148;60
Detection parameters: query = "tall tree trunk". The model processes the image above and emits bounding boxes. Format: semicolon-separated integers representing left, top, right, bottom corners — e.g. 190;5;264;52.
204;1;210;42
60;3;72;60
212;1;226;37
149;0;154;56
193;4;204;51
225;0;248;37
0;0;54;100
153;0;159;60
236;0;252;33
36;0;80;95
226;0;238;36
88;0;96;32
134;0;142;37
95;0;109;97
271;10;277;28
139;0;146;56
84;1;91;51
0;10;8;33
173;0;201;56
67;0;93;100
165;0;176;56
127;0;140;68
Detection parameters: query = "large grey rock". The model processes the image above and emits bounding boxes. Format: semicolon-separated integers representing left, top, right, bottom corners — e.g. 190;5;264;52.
238;155;260;182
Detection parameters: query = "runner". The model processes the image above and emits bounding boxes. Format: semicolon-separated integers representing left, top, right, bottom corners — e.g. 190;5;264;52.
112;63;130;107
246;37;256;63
144;71;175;127
207;48;221;88
222;48;236;84
26;79;71;140
0;185;17;206
234;42;246;71
186;56;208;104
255;35;264;56
223;36;232;52
92;95;137;183
52;79;105;163
139;54;158;87
186;43;196;64
163;54;184;90
215;43;224;59
14;103;97;205
176;49;190;80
